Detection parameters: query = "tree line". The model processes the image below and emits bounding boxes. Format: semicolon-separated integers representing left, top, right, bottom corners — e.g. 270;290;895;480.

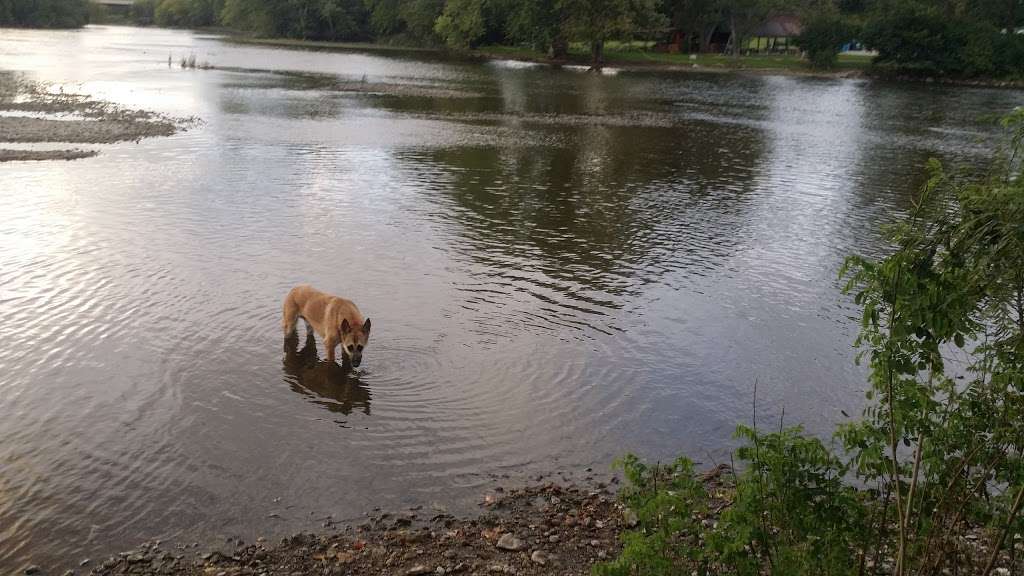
3;0;1024;76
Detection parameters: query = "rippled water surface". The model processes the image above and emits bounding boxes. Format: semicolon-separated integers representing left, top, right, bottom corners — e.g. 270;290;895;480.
2;25;1022;572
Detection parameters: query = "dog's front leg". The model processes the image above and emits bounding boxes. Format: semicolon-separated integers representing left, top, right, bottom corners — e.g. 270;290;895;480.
324;334;337;363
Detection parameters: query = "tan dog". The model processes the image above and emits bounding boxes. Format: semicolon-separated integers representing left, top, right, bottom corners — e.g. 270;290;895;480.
282;285;371;366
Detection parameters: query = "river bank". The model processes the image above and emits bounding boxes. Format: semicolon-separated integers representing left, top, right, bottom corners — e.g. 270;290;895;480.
224;35;1024;88
22;468;727;576
225;36;869;79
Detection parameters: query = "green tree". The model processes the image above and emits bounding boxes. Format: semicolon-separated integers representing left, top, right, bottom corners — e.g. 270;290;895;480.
434;0;484;47
861;0;1014;77
398;0;443;42
154;0;189;25
0;0;90;27
506;0;569;57
559;0;665;65
795;9;857;68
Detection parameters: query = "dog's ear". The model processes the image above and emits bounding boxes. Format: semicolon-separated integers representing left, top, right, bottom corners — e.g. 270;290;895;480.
363;318;371;334
341;318;351;334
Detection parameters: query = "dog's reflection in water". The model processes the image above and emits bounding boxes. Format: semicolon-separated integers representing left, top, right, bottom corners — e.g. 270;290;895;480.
283;332;371;416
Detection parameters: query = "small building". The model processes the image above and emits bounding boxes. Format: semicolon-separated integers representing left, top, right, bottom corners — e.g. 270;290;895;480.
748;15;802;54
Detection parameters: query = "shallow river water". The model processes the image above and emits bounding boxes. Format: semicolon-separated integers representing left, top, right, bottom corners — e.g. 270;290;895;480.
1;25;1021;572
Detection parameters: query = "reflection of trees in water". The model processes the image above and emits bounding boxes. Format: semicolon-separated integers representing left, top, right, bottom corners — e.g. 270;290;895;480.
410;116;766;313
283;332;371;416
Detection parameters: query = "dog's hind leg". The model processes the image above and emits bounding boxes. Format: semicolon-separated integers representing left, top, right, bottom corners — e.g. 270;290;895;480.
282;291;299;337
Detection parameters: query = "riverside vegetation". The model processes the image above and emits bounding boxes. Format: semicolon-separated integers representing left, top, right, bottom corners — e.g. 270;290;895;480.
5;0;1024;78
595;111;1024;575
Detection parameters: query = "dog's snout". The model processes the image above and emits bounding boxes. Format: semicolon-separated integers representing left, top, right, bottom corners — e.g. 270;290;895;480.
352;356;362;367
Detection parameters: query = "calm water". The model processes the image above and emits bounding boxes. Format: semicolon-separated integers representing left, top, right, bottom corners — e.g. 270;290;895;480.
1;25;1020;572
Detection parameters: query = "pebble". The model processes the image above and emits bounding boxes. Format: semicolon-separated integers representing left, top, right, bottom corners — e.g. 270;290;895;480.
530;550;549;565
407;565;431;575
495;534;524;551
79;559;90;567
548;534;560;543
24;567;40;575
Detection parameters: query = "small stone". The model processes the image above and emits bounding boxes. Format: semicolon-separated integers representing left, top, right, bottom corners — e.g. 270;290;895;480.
495;534;524;551
598;551;608;559
407;566;431;575
128;554;147;564
589;539;601;547
24;567;40;575
63;570;75;576
548;535;560;543
435;568;446;575
79;560;90;567
530;550;548;565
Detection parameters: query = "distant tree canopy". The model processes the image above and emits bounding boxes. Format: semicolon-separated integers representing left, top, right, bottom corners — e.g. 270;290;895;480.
8;0;1024;76
0;0;90;27
862;0;1024;76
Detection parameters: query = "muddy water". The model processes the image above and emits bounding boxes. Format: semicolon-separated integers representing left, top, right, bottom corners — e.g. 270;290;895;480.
1;24;1021;572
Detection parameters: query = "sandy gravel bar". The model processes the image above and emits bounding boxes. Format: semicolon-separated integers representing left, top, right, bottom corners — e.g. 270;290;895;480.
0;116;176;144
0;148;99;162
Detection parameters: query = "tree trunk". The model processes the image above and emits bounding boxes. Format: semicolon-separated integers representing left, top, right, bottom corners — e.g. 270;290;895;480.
591;39;604;68
730;15;739;58
551;34;568;60
701;24;714;53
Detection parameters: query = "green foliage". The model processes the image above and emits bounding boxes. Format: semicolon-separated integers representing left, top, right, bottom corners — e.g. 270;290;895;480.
154;0;191;26
433;0;483;47
862;0;1024;77
795;11;857;69
220;0;368;39
597;426;868;575
594;455;706;576
505;0;566;56
558;0;667;64
600;110;1024;576
0;0;90;27
710;426;866;576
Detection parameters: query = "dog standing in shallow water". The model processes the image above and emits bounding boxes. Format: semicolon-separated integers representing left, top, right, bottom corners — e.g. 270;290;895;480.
282;285;371;366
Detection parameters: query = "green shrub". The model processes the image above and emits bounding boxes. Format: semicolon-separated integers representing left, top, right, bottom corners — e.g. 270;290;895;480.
795;12;857;69
433;0;484;48
154;0;191;27
861;0;1015;78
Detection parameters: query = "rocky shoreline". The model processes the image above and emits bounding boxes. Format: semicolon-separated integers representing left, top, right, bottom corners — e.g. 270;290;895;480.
17;467;727;576
65;480;631;576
